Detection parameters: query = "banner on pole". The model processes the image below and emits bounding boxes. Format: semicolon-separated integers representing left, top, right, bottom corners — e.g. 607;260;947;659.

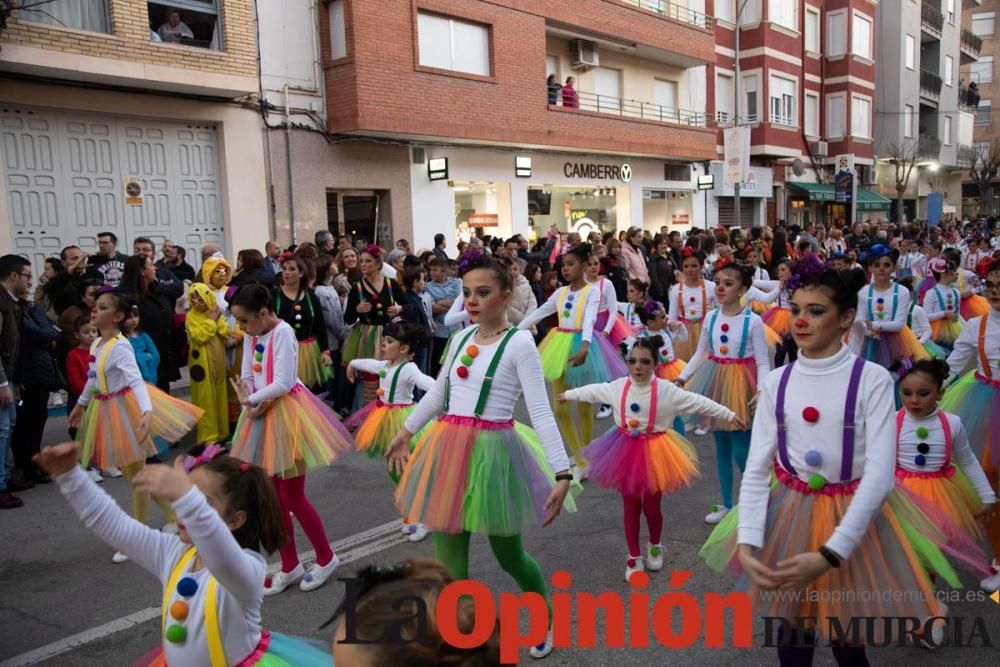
723;127;750;186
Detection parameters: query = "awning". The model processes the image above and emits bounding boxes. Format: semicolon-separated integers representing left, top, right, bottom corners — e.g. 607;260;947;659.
787;182;835;201
856;188;891;211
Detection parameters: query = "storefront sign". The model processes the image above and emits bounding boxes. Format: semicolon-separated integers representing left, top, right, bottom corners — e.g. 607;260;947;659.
697;175;714;190
563;162;632;182
468;213;499;228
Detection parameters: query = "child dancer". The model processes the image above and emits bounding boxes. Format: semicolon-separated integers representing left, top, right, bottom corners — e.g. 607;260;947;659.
618;278;651;331
701;266;978;663
760;258;796;366
900;276;946;359
560;336;743;581
518;243;628;478
944;247;991;321
922;257;964;353
676;262;770;524
386;251;577;660
668;249;717;362
344;322;435;543
941;257;1000;591
125;309;160;384
186;283;231;447
633;300;687;383
587;255;634;348
36;443;330;666
228;285;354;595
69;292;203;562
275;256;332;392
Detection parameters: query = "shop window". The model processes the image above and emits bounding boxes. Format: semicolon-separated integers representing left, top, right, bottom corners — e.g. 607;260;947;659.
149;1;222;49
528;186;618;235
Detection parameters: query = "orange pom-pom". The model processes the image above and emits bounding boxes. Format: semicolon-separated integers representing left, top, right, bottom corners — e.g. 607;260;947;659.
253;363;262;373
467;345;479;358
170;600;189;621
628;419;640;428
376;388;385;397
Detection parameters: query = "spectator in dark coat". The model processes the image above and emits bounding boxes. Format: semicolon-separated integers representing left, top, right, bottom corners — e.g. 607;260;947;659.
120;255;179;392
230;249;274;288
648;234;677;305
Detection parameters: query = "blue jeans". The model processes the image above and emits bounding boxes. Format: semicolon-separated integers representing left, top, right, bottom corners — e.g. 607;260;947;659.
0;402;17;491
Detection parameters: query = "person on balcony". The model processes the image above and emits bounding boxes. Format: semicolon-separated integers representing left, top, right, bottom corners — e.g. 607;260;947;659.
547;75;562;105
157;10;194;43
968;81;981;108
562;77;579;109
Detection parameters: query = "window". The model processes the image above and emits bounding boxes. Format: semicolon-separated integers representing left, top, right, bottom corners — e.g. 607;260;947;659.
147;1;222;48
827;93;846;137
852;14;872;60
805;7;820;53
716;72;734;123
769;74;797;126
943;115;952;145
769;0;797;31
971;12;995;37
655;79;679;111
851;96;871;138
904;104;914;137
739;0;761;25
594;67;622;101
546;55;559;78
973;56;995;84
945;56;954;87
417;12;490;76
715;0;734;23
743;74;759;122
827;11;847;57
976;99;992;126
805;92;819;136
946;0;955;24
328;0;346;60
905;35;916;70
19;0;109;33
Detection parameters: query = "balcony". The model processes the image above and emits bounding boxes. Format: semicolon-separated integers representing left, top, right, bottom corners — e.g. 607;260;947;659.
959;82;981;112
564;90;709;127
921;3;944;40
920;69;943;99
958;144;977;166
919;136;942;159
961;28;983;64
619;0;713;29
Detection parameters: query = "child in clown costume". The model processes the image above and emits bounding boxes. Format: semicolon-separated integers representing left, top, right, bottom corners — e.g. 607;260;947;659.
186;283;232;446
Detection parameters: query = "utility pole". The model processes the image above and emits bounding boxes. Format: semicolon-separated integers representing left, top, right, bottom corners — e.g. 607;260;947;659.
734;0;751;229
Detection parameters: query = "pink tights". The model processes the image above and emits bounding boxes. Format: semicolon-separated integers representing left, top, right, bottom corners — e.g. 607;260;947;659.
274;476;334;573
623;492;663;558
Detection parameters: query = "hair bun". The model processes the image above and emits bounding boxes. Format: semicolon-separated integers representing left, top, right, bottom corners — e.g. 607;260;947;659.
840;267;868;294
644;334;665;349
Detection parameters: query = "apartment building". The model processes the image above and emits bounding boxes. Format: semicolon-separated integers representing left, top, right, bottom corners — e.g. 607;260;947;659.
962;1;999;214
0;0;269;269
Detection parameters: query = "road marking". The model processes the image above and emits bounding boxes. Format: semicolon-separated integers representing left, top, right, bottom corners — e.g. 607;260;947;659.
0;519;409;667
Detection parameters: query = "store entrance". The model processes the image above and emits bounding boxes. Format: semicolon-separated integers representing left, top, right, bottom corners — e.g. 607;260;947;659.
326;190;383;245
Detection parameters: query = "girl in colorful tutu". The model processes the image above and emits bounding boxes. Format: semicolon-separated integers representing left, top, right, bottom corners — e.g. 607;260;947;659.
518;243;628;477
35;442;330;667
386;251;578;660
632;300;687;383
941;257;1000;591
675;262;771;525
922;256;964;354
560;336;743;582
896;359;998;591
945;247;992;321
850;244;927;370
899;276;946;359
186;283;231;447
344;321;434;543
70;291;203;563
587;254;634;348
760;258;797;366
700;266;983;661
274;255;332;392
668;249;716;362
616;278;649;334
228;285;354;596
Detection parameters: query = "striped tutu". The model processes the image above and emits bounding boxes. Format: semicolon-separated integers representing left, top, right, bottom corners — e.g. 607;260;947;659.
683;356;756;432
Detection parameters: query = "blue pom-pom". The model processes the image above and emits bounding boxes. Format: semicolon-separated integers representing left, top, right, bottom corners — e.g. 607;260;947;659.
719;335;729;343
804;450;822;467
630;402;640;412
629;429;641;437
255;343;265;353
176;577;198;597
914;454;927;466
87;370;97;379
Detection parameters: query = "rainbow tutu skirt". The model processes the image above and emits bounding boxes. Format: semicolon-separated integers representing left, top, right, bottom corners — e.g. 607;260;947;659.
395;415;580;536
78;385;203;469
133;630;330;667
922;338;947;359
230;385;353;478
896;466;986;542
672;319;702;362
930;318;964;346
960;294;991;321
860;326;929;369
344;401;414;459
343;324;382;363
595;309;636;349
761;307;792;337
583;426;699;497
941;371;1000;462
655;358;687;382
538;328;627;388
296;338;332;389
683;356;756;432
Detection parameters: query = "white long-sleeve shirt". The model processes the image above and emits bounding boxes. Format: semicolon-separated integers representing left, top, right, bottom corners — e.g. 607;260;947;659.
923;284;963;323
77;335;152;412
443;293;471;328
946;309;1000;380
854;282;910;333
591;277;618;335
347;359;434;404
677;308;771;384
738;346;897;559
563;376;735;432
617;301;644;329
957;268;982;297
897;252;925;279
908;304;933;343
623;325;688;362
744;280;781;306
518;284;599;343
896;409;996;503
668;280;717;323
56;466;266;667
404;328;569;473
239;320;303;406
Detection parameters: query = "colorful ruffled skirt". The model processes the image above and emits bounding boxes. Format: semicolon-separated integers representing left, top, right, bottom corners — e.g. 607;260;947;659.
941;371;1000;462
960;294;991;321
344;401;413;458
230;385;354;478
750;301;771;315
922;338;947;359
860;327;929;369
683;356;756;432
583;427;699;497
395;415;580;536
761;307;792;338
78;385;203;469
595;310;636;349
133;630;330;667
930;318;964;346
672;319;703;362
296;338;333;389
699;464;989;642
896;466;985;542
537;327;627;388
343;324;382;363
655;358;687;382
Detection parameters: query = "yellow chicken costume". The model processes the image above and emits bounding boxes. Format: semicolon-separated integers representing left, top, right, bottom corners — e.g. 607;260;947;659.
185;283;231;445
200;256;244;424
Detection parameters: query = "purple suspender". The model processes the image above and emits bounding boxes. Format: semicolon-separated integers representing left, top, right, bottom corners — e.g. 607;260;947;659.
775;356;867;482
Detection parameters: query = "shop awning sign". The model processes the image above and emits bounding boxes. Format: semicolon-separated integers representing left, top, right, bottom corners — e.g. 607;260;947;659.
468;213;499;228
563;162;632;182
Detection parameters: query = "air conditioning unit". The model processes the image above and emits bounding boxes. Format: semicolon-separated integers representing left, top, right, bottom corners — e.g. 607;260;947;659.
571;40;599;71
810;141;829;157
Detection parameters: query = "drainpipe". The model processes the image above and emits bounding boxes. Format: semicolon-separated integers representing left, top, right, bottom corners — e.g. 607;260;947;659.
284;83;296;245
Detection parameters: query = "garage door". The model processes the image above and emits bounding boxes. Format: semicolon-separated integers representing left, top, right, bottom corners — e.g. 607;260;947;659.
1;106;226;274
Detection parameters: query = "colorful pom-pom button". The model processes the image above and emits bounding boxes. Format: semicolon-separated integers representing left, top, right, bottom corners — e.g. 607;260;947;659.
377;370;386;378
294;304;302;312
630;428;641;437
804;450;822;467
627;558;637;567
719;345;729;354
467;345;479;358
376;303;383;310
566;293;575;301
294;323;302;329
371;294;379;302
376;388;384;397
917;443;930;454
87;370;97;378
91;387;99;396
875;304;884;311
689;309;697;316
295;314;302;321
914;454;927;466
165;624;187;644
254;352;263;362
916;426;929;438
721;323;730;332
630;402;640;412
876;297;885;304
177;577;198;597
461;354;474;366
253;363;262;372
563;311;572;319
802;407;820;423
170;601;189;621
689;296;696;303
720;335;729;343
456;366;469;379
255;343;265;353
89;355;96;362
628;419;640;428
807;473;826;491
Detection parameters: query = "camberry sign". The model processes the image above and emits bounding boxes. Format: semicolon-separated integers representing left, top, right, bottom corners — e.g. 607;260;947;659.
563;162;632;182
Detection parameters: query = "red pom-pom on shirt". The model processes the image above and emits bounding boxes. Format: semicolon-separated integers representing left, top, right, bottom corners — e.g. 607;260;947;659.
802;406;820;423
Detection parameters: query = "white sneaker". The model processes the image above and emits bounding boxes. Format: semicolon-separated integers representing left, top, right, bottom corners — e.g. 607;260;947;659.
87;468;104;483
704;505;730;524
625;556;645;582
112;551;130;564
596;405;612;419
400;522;412;535
407;523;429;543
161;522;179;535
528;629;553;659
980;561;1000;593
264;563;304;596
646;544;664;571
916;602;948;649
571;463;589;481
104;467;123;478
300;555;340;592
693;426;708;436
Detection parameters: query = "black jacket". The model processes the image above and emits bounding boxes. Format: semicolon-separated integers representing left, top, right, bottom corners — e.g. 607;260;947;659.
19;303;62;390
86;252;129;287
231;267;274;289
648;255;676;305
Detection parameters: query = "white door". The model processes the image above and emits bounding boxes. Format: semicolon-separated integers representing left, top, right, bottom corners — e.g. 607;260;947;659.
655;79;679;111
2;107;225;273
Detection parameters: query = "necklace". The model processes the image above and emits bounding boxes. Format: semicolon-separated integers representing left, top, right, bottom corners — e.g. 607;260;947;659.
477;325;512;340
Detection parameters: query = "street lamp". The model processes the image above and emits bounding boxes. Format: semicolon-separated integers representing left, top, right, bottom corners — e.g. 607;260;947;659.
734;0;753;229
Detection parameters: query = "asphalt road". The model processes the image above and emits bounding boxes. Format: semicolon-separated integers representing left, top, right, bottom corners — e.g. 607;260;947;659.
1;403;998;666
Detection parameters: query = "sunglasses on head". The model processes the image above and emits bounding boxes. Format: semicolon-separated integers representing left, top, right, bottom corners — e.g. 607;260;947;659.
627;357;654;366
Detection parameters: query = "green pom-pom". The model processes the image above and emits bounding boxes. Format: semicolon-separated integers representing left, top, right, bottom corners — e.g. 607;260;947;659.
378;370;386;378
165;624;187;644
461;354;474;366
807;473;826;491
916;426;929;439
650;546;660;557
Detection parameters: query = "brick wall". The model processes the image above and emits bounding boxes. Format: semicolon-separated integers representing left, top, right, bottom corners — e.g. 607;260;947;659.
1;0;257;77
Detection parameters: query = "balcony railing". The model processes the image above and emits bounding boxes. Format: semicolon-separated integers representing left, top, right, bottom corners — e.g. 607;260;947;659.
715;110;757;124
619;0;713;29
561;90;709;127
921;3;944;35
958;144;978;166
919;135;942;158
769;112;795;127
961;28;984;57
920;69;943;97
959;83;981;111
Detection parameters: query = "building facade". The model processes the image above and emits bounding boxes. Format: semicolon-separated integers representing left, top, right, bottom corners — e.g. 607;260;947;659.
962;0;999;215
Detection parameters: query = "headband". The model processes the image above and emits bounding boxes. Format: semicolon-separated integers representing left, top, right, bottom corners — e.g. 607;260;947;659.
183;444;228;472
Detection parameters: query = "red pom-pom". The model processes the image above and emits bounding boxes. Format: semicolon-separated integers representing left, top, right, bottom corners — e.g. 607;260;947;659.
721;323;730;332
802;406;820;423
456;366;469;379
